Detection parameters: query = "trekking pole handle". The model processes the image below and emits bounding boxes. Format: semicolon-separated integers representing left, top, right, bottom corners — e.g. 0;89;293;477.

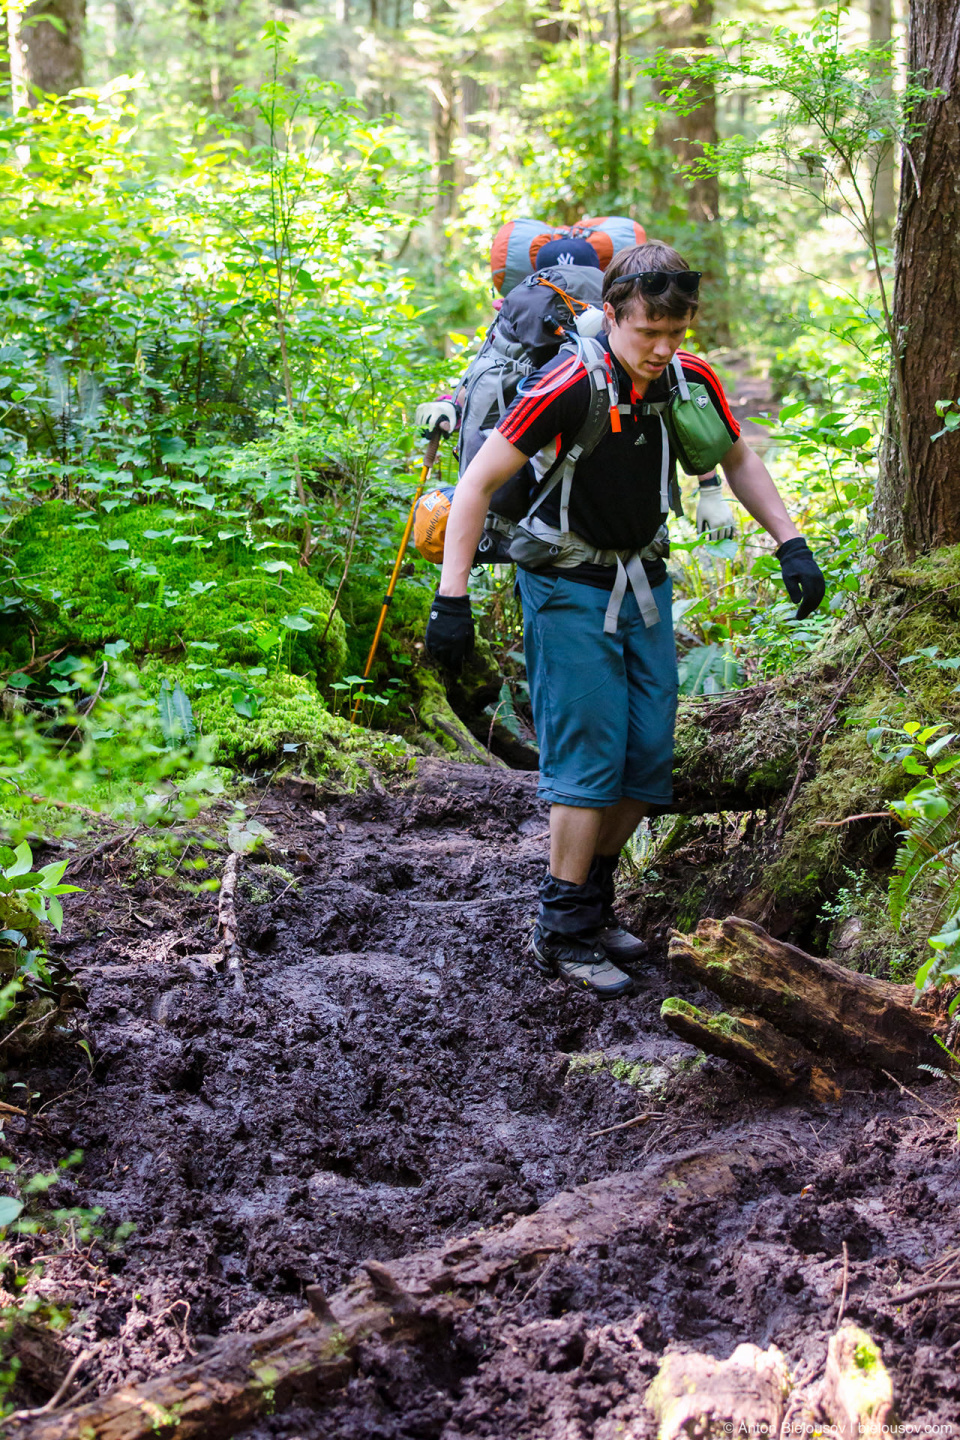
423;426;443;468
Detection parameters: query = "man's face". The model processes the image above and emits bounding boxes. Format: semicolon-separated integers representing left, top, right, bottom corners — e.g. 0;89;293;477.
603;296;692;387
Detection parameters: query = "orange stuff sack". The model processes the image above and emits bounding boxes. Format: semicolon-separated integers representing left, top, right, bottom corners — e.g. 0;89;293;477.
414;485;456;564
490;215;647;295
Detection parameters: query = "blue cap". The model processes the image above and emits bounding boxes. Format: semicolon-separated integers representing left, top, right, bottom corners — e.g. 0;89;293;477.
535;237;601;270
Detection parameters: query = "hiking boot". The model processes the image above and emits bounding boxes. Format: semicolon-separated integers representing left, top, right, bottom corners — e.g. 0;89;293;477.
530;923;634;999
590;853;648;965
598;918;648;965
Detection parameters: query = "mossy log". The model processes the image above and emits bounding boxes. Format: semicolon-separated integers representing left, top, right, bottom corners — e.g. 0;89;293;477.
821;1325;896;1440
660;998;842;1102
668;917;943;1079
11;1146;758;1440
671;682;801;815
645;1343;791;1440
414;669;507;767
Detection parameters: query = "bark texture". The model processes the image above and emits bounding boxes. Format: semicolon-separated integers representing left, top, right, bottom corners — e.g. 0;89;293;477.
668;917;944;1078
660;998;842;1102
874;1;960;551
8;0;85;105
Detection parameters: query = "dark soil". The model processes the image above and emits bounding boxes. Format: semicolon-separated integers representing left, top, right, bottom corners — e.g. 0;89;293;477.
3;760;959;1436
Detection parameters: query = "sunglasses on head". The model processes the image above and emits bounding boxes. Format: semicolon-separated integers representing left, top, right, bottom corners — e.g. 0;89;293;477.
613;270;702;296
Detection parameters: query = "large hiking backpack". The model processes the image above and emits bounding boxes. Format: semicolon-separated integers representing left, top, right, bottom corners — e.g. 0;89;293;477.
490;214;646;295
455;265;615;562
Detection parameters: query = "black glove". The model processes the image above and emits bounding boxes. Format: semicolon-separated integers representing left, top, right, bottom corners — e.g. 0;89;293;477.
425;593;474;670
776;537;826;621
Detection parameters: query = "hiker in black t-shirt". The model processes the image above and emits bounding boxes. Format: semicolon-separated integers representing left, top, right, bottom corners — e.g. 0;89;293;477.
426;242;825;999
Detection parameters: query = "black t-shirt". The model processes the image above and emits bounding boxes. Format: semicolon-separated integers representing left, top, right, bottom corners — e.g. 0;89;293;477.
495;337;740;589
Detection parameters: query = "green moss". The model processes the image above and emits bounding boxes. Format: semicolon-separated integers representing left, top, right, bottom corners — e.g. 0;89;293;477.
660;998;741;1038
137;661;413;783
8;502;347;685
854;1340;879;1373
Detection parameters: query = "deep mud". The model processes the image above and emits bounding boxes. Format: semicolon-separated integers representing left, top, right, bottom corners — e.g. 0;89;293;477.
3;760;959;1436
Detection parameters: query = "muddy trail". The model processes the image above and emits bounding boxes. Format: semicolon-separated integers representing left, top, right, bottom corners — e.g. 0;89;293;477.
3;761;959;1437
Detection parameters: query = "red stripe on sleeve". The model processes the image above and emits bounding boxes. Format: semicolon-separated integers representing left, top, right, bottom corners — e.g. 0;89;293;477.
498;353;587;445
675;350;740;437
497;350;582;438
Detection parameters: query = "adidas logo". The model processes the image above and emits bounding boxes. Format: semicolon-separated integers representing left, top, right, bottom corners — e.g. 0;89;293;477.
634;433;648;446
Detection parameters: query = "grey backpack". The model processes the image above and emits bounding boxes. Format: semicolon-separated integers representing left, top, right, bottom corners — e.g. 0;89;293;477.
457;265;616;561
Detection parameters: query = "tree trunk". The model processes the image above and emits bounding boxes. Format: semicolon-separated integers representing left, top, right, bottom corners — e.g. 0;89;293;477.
429;67;457;285
8;0;85;106
608;0;622;203
873;1;960;553
668;917;945;1078
652;2;731;348
868;0;896;237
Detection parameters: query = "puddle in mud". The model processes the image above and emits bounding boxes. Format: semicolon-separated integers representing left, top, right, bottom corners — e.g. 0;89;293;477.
3;761;958;1433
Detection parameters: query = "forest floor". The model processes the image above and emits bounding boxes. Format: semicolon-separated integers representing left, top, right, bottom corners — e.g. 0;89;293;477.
3;761;959;1437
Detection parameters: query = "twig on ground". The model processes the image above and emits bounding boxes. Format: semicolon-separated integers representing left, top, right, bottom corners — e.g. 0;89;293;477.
836;1240;850;1326
881;1069;958;1125
0;1099;27;1116
59;662;108;754
4;1349;93;1420
588;1112;666;1139
815;811;897;827
70;826;142;877
891;1279;960;1305
359;760;386;795
247;761;287;822
219;852;243;993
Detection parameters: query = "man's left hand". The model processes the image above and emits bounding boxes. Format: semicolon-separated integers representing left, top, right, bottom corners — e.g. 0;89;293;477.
696;483;736;541
776;537;826;620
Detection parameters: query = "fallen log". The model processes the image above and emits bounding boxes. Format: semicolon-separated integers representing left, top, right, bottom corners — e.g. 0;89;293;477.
668;917;944;1079
660;998;842;1102
12;1146;758;1440
645;1342;790;1440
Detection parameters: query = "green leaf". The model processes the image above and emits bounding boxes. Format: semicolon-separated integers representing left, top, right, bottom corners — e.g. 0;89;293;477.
104;639;130;658
0;1197;23;1228
6;672;32;688
280;614;312;631
5;843;34;879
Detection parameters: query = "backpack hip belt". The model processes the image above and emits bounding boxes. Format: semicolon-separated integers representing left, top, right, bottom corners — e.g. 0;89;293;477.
507;515;666;632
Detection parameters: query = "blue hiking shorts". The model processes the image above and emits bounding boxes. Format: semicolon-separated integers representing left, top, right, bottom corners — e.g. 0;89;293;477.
518;568;678;809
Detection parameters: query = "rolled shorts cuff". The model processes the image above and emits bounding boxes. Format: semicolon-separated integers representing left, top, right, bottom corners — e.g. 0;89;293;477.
536;780;623;808
621;784;674;805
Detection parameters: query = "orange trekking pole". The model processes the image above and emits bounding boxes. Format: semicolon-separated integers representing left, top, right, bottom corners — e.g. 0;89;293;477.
351;426;443;724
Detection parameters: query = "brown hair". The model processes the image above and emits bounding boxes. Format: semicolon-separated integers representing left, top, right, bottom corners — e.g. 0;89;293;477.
602;241;699;325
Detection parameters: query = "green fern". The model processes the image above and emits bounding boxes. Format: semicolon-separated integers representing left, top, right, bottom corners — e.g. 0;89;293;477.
889;786;960;931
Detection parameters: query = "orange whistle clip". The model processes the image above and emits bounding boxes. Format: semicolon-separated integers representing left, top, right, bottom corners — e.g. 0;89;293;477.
610;406;622;434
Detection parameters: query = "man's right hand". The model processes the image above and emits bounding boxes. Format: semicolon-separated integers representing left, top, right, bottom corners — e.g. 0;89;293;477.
425;593;474;670
415;400;459;438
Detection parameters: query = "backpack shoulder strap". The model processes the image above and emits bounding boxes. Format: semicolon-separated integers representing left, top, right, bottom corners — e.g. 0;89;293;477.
525;337;612;534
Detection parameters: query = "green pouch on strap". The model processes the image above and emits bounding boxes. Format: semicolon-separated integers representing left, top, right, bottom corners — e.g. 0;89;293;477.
664;355;734;476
